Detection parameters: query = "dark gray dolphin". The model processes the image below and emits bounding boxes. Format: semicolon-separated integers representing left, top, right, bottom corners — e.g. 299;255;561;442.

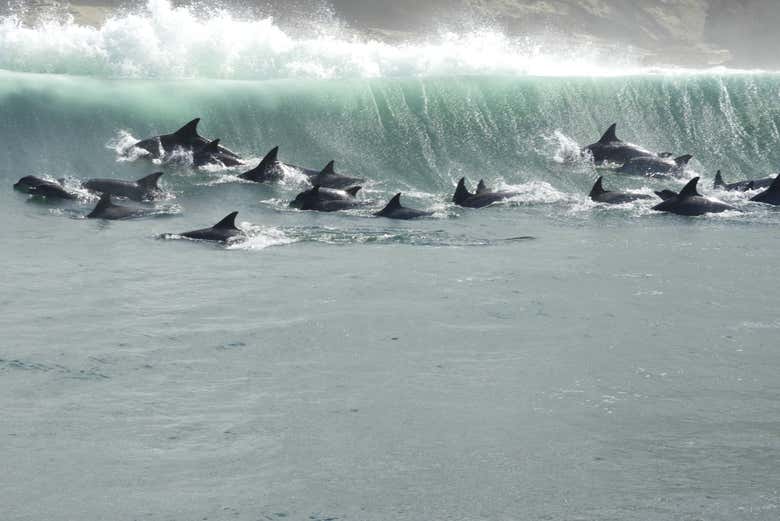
133;118;240;160
375;193;433;220
652;177;736;216
14;176;76;199
238;146;322;183
750;175;780;205
83;172;163;201
453;178;516;208
307;161;364;190
87;193;147;220
240;147;288;182
589;176;653;204
583;124;656;164
180;212;244;242
289;185;366;212
193;139;243;168
617;154;692;177
714;170;774;191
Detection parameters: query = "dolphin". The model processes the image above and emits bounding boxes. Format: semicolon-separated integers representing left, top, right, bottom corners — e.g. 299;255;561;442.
589;176;654;204
750;175;780;205
133;118;240;160
652;177;736;216
617;154;693;177
14;176;76;199
375;193;433;220
289;185;366;212
583;124;656;164
453;178;516;208
714;170;774;191
83;172;164;201
87;193;148;220
238;146;322;183
180;212;244;242
192;139;243;168
307;161;365;190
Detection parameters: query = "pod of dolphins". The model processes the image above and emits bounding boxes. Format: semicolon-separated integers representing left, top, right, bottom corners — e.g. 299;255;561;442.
13;119;780;244
583;123;780;215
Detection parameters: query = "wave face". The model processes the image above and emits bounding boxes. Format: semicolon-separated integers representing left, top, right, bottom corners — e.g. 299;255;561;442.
2;70;780;195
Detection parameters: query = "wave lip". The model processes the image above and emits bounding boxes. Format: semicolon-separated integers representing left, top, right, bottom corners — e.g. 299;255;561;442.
0;0;650;80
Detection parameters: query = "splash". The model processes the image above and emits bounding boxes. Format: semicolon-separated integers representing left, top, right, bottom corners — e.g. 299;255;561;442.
0;0;642;80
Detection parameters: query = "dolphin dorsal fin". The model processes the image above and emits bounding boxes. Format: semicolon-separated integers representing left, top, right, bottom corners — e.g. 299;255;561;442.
201;139;221;154
453;177;472;204
767;175;780;193
346;186;362;197
589;176;606;197
384;193;403;211
242;146;279;177
174;118;201;138
260;146;279;167
95;192;114;210
678;177;701;199
213;211;238;230
476;180;489;194
137;172;163;189
714;170;725;189
675;154;693;166
598;123;618;143
320;161;336;175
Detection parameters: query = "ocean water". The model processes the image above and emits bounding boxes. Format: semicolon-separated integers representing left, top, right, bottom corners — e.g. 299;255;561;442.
2;2;780;520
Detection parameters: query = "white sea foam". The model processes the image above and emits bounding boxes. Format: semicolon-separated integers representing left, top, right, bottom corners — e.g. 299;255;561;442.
226;225;296;250
0;0;651;80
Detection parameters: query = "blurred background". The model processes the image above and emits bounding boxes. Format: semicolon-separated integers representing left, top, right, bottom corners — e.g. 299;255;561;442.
3;0;780;68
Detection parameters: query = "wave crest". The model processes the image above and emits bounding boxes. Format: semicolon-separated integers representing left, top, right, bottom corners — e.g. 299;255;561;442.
0;0;638;79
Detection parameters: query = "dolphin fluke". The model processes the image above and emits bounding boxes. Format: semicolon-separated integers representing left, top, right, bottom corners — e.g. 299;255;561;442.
174;118;201;139
678;177;702;199
213;211;239;230
599;123;619;143
674;154;693;166
137;172;163;190
589;176;606;198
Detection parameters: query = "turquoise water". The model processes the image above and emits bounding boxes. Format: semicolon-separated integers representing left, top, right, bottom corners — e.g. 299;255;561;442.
3;3;780;520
